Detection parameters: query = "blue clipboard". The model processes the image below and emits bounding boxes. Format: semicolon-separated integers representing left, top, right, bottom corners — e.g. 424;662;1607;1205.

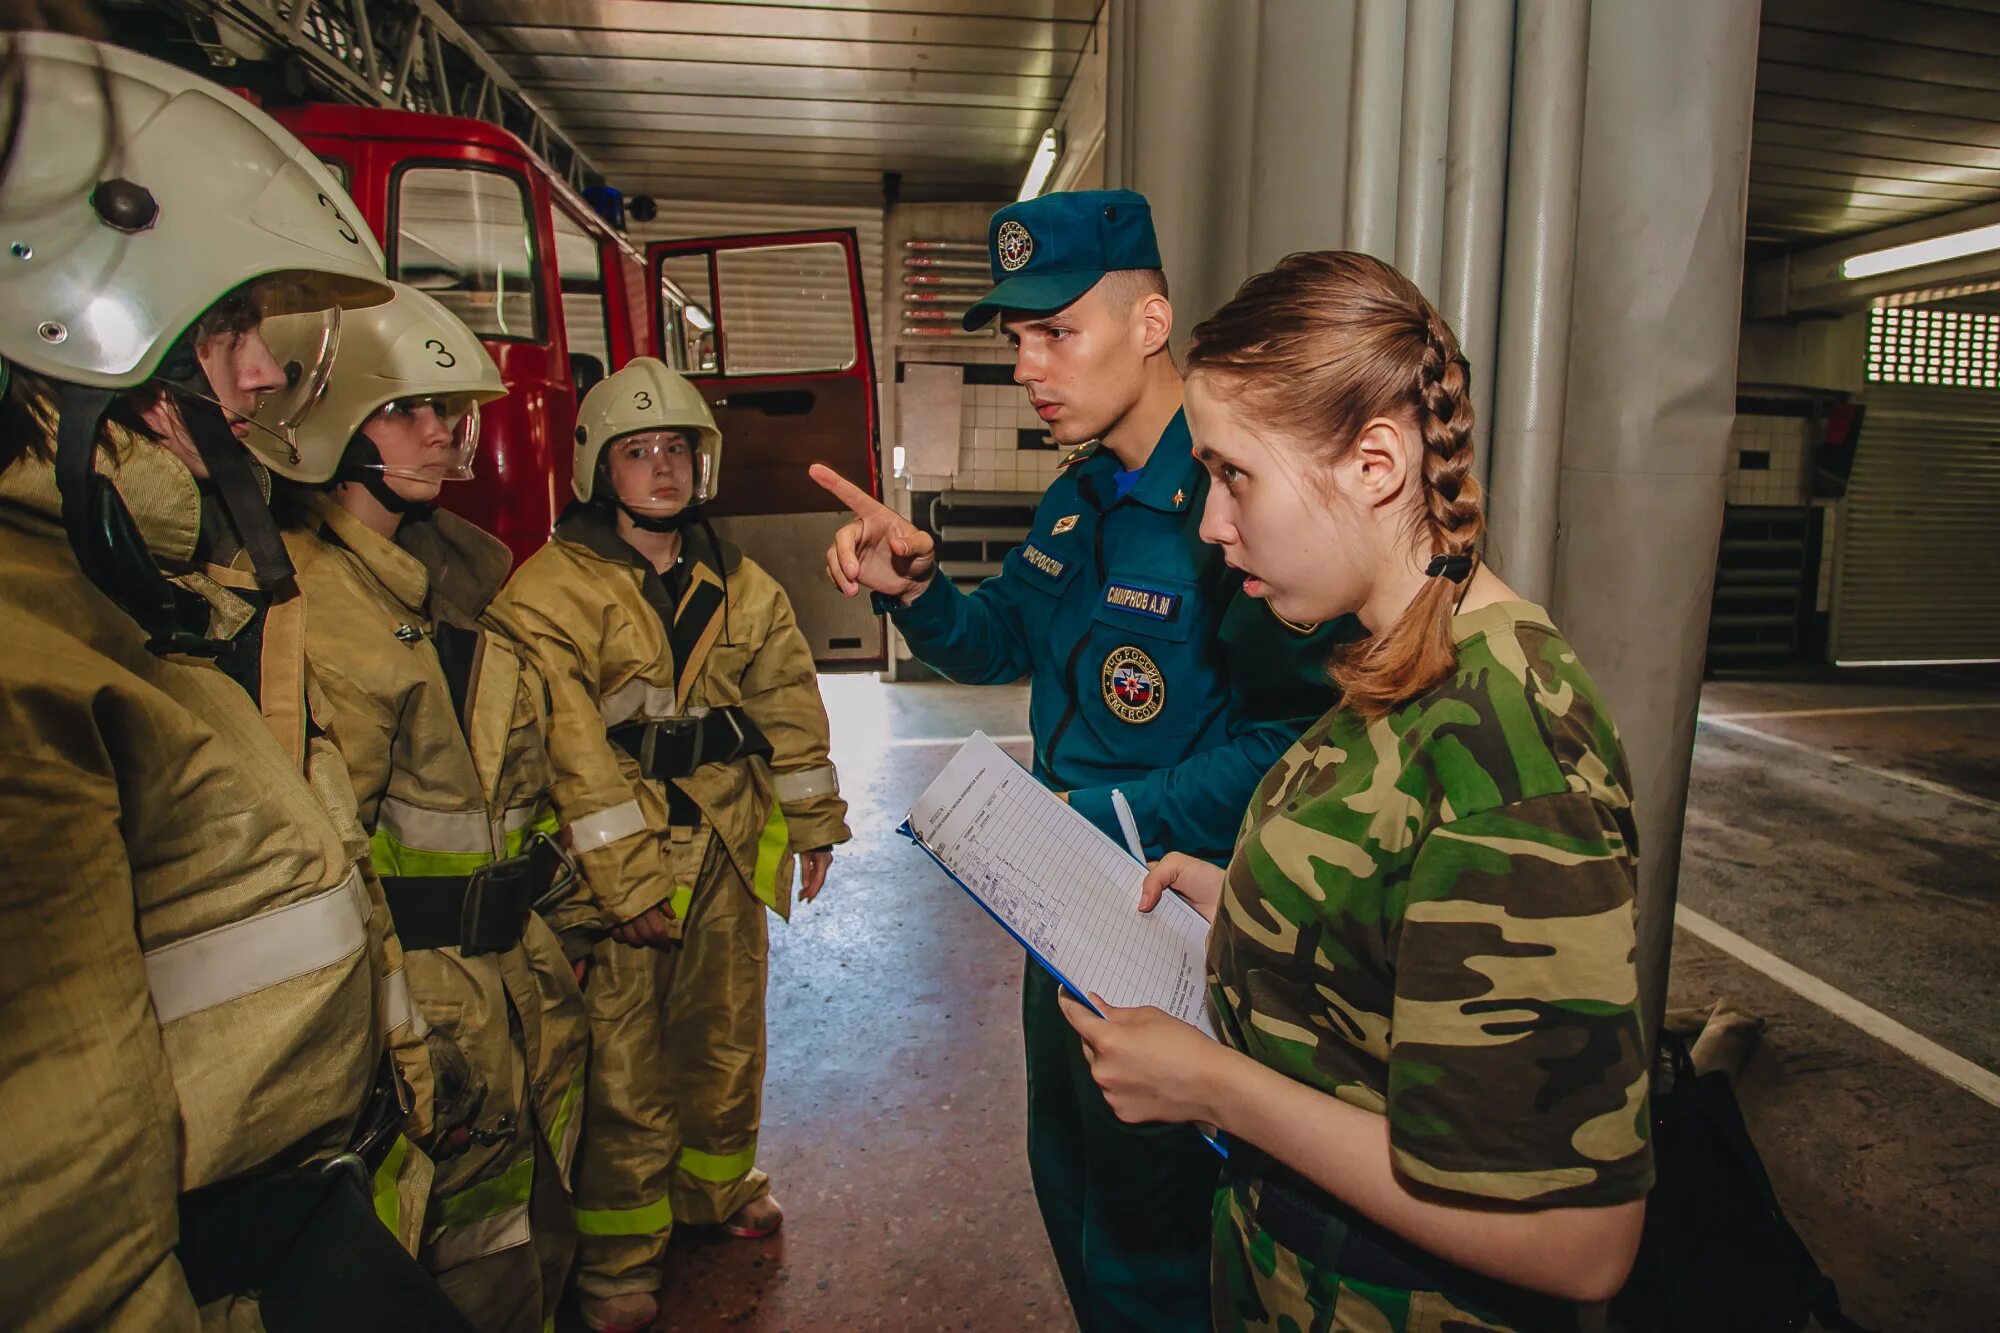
897;814;1229;1159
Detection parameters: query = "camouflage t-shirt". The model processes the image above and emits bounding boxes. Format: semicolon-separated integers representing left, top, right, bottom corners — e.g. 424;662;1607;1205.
1208;600;1653;1207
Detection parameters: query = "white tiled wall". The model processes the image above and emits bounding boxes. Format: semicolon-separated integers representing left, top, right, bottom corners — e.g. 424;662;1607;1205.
1727;414;1811;506
904;342;1061;496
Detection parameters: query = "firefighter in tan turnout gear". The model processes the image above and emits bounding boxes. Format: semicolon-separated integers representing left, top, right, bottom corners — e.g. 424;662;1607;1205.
268;282;592;1332
491;358;851;1333
0;33;473;1332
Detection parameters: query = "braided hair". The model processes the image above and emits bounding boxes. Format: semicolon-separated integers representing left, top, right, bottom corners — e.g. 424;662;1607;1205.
1187;251;1485;717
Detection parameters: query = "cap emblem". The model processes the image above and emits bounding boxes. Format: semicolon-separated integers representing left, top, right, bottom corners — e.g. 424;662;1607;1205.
997;220;1034;273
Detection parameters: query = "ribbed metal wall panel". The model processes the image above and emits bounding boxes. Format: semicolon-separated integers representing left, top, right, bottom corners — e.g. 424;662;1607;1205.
1832;383;2000;661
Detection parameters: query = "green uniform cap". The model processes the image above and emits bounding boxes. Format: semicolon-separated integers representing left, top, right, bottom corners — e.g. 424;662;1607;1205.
962;189;1163;330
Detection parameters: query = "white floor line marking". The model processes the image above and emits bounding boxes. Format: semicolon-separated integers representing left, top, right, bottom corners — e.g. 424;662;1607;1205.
1706;702;2000;722
1697;715;2000;816
1676;906;2000;1110
879;733;1034;749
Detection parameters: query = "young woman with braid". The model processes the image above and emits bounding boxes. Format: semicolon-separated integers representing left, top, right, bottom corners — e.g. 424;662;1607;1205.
1059;252;1653;1333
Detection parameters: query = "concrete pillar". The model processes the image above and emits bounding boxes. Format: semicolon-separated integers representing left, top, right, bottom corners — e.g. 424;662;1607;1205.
1553;0;1760;1038
1395;0;1455;301
1485;0;1590;600
1439;0;1514;478
1346;0;1406;262
1249;0;1356;267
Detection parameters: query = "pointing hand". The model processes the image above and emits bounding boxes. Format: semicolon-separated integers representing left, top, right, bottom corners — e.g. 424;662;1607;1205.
810;463;939;603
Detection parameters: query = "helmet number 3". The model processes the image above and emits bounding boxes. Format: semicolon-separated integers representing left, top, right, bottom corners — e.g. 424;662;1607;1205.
424;339;456;368
635;390;653;410
315;192;361;246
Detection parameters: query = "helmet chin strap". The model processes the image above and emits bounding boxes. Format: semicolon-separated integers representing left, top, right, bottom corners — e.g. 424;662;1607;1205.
149;327;295;593
337;434;425;517
618;499;701;533
612;499;733;642
181;392;296;593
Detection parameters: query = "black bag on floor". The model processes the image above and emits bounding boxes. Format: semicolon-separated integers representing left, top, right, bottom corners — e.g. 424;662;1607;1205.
1611;1031;1867;1333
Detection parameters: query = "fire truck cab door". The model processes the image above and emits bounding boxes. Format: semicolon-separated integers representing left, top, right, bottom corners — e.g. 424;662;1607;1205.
648;229;884;671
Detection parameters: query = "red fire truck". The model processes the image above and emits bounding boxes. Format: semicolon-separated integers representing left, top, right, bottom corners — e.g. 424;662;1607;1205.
272;104;885;669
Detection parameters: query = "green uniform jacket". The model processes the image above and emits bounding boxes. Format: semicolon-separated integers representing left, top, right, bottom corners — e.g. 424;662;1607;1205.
884;408;1351;862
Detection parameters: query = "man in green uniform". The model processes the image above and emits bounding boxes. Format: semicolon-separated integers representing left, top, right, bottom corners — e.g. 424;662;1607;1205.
813;190;1350;1331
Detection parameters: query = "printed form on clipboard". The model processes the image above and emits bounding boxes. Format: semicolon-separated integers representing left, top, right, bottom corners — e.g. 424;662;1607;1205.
899;731;1218;1040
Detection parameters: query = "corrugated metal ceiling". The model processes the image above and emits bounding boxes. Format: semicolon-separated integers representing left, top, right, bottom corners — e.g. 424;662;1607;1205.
1752;0;2000;257
456;0;1102;206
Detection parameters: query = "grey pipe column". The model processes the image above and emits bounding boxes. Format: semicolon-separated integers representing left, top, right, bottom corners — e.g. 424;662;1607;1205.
1250;0;1357;265
1104;0;1138;189
1440;0;1514;474
1484;0;1589;600
1346;0;1406;261
1115;0;1258;336
1554;0;1760;1040
1396;0;1456;299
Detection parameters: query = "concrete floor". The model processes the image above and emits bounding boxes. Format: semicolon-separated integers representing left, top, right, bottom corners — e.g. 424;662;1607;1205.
580;666;1999;1332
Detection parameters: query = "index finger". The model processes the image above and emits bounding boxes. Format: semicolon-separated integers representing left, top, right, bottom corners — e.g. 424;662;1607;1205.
809;463;888;518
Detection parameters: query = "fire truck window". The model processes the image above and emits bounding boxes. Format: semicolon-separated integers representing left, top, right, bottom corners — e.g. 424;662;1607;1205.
660;295;688;371
551;205;612;368
714;242;856;375
393;167;540;341
660;256;717;374
318;156;350;191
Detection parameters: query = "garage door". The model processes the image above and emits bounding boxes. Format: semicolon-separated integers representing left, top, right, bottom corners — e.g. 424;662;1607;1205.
1833;382;2000;662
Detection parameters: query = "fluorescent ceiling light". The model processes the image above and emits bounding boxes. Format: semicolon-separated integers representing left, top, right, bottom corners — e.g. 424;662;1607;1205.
1017;127;1062;202
684;304;713;330
1842;222;2000;280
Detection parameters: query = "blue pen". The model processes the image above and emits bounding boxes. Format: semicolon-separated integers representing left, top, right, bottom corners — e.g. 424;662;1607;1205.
1110;788;1147;865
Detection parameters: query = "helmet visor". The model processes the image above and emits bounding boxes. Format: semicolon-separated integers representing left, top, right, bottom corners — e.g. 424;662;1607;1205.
183;277;344;474
356;394;483;482
603;428;710;512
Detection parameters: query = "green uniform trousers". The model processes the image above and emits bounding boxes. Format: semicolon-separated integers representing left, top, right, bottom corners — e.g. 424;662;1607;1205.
1022;964;1216;1333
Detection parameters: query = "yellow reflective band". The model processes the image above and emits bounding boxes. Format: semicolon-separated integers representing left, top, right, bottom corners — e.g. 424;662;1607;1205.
500;807;562;860
545;1069;583;1166
372;1134;412;1233
369;826;493;879
375;797;493;855
668;883;693;920
676;1142;757;1184
750;802;789;911
433;1152;534;1229
573;1193;674;1237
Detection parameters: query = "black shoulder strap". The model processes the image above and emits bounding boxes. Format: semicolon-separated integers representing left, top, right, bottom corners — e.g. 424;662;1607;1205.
53;384;229;658
668;564;728;705
184;398;295;594
429;620;482;741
